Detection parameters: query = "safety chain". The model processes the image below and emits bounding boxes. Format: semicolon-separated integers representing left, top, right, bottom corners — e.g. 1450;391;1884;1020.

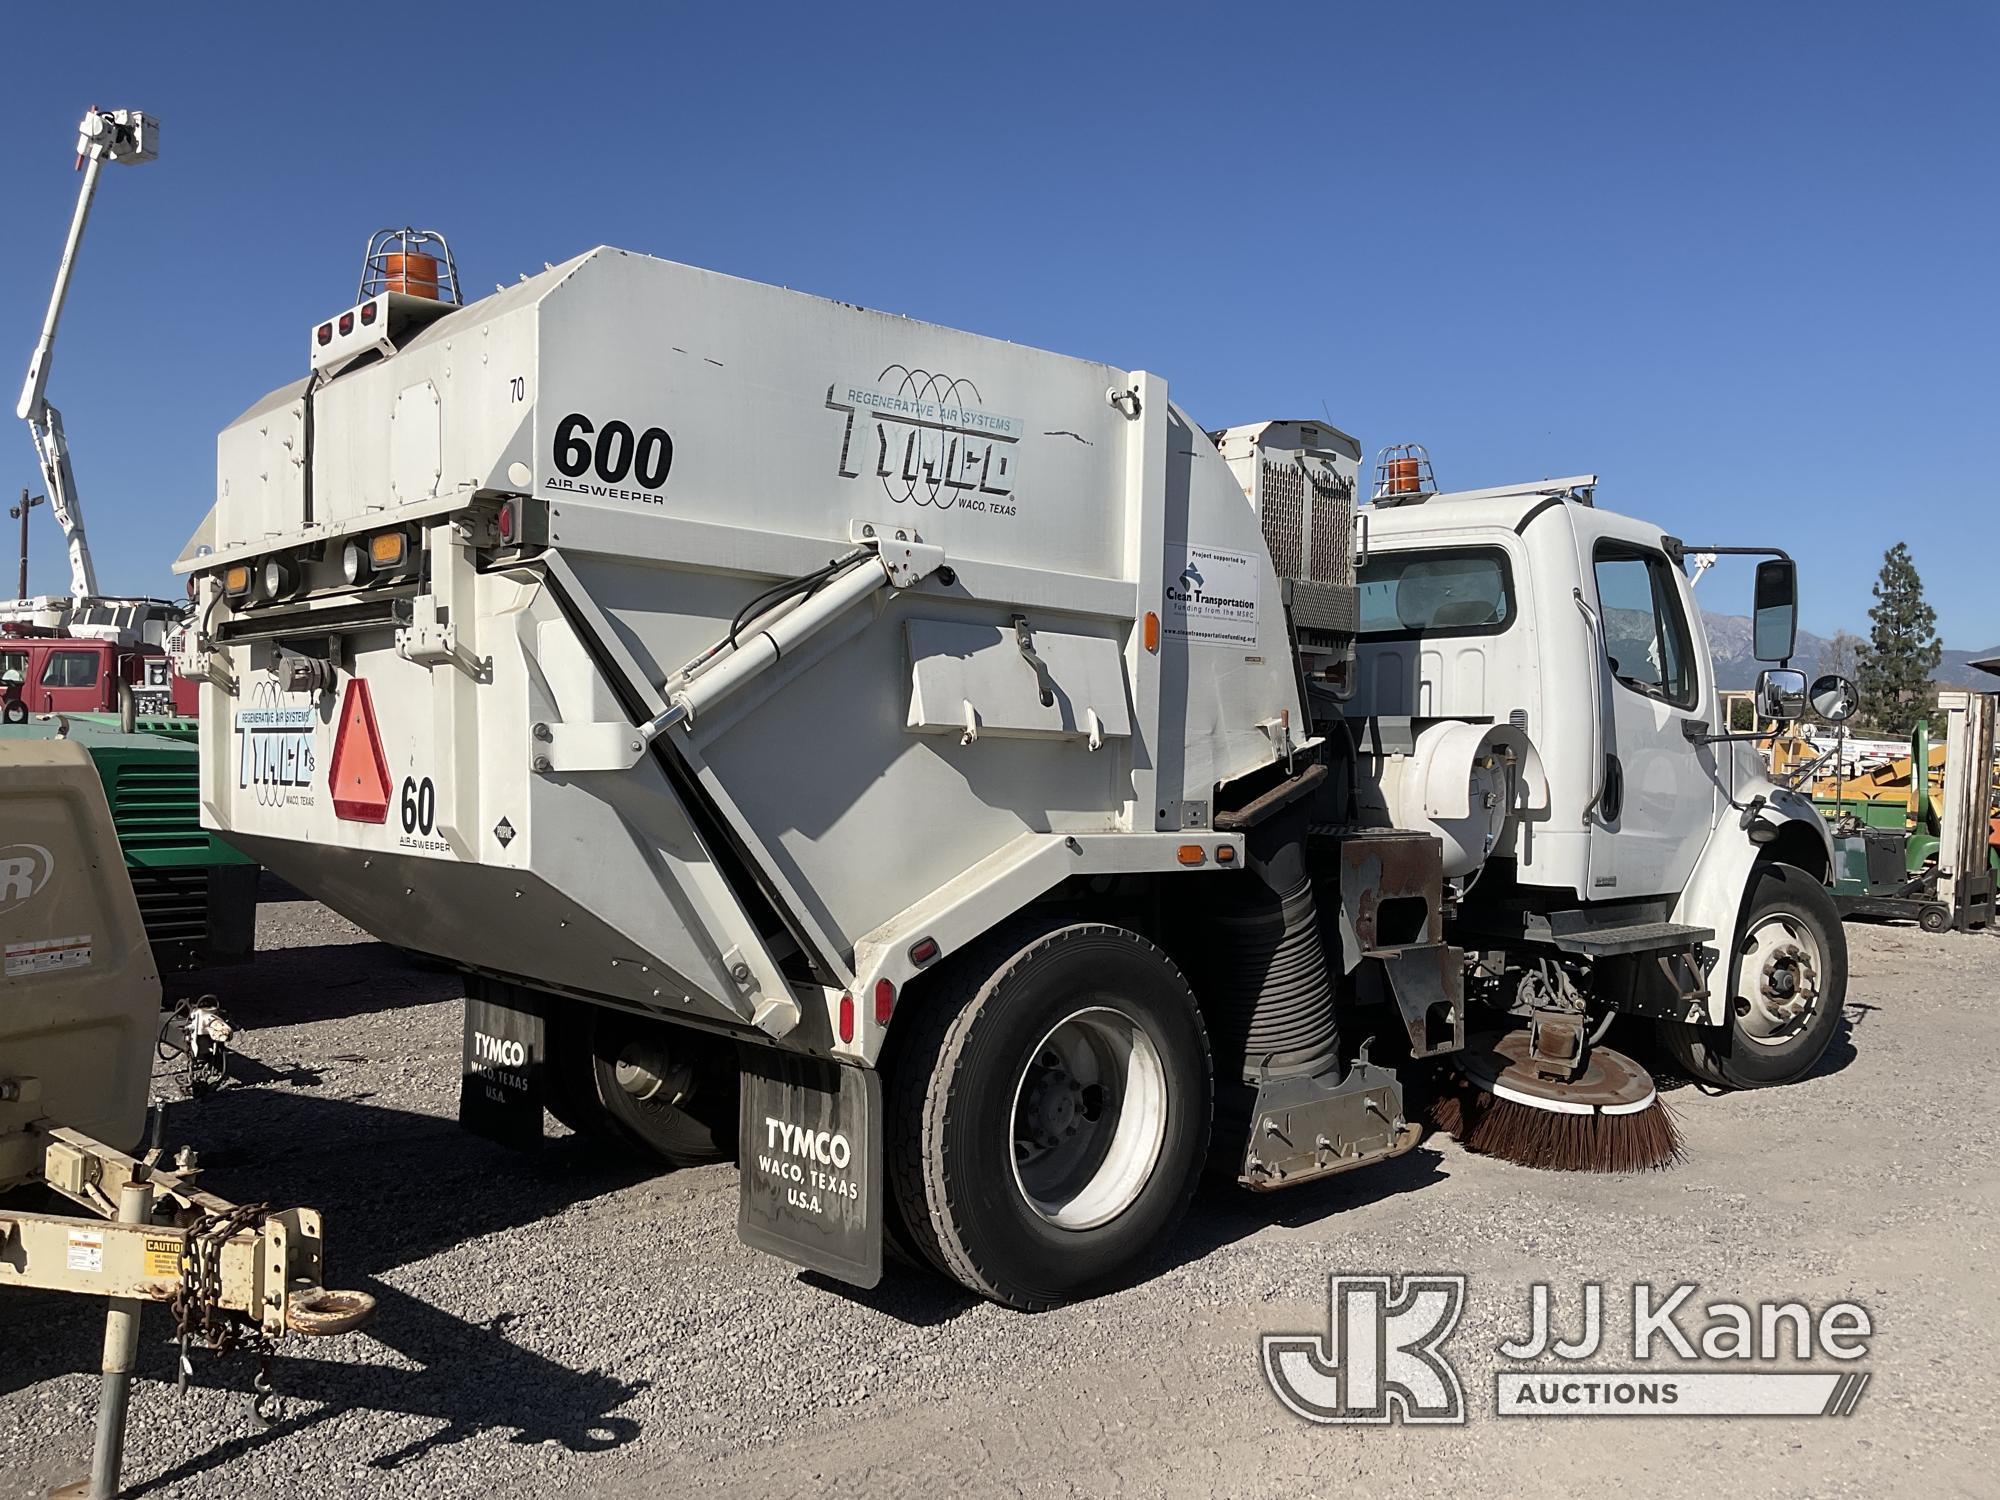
172;1201;284;1423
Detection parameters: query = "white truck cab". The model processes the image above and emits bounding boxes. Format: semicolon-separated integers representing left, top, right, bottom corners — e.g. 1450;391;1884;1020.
1349;471;1840;1087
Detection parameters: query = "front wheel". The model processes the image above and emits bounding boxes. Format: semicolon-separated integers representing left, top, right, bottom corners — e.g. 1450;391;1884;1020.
1658;863;1847;1088
2;700;25;724
887;921;1212;1310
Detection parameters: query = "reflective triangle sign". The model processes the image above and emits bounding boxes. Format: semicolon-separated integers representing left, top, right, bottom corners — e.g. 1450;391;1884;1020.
329;678;392;824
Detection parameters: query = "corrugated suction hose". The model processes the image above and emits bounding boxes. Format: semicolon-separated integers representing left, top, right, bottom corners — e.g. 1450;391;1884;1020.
1205;874;1341;1085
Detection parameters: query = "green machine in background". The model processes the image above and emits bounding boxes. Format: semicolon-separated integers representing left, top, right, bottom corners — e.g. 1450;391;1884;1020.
1;715;257;969
1820;691;1999;934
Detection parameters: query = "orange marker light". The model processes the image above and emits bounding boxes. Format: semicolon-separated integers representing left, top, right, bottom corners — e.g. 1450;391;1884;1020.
1215;844;1237;864
1143;611;1160;653
1177;844;1206;866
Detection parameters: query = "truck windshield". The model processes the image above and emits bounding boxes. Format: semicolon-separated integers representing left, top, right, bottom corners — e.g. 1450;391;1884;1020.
1357;548;1513;637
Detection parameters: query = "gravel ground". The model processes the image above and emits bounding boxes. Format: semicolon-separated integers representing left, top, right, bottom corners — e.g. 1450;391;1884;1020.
3;898;1996;1499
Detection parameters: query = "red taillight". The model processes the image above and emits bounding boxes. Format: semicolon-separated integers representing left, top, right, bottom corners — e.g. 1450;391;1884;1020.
316;322;333;346
908;936;940;966
496;502;515;543
837;993;855;1043
359;300;378;326
873;978;895;1024
338;311;355;336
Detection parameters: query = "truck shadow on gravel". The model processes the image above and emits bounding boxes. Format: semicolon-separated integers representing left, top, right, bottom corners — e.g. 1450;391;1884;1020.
1;1085;657;1494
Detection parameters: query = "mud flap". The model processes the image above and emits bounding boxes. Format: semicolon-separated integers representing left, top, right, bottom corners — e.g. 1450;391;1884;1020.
459;984;546;1150
737;1050;882;1289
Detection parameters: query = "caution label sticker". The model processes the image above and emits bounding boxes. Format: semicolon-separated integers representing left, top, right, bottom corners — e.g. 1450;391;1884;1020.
5;934;92;977
143;1235;181;1279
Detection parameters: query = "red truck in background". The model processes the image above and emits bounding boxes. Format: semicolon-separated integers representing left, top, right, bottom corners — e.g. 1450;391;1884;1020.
0;620;197;723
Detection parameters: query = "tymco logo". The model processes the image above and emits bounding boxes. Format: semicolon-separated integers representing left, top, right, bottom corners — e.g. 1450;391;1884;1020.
1263;1274;1466;1425
825;366;1024;516
0;843;56;914
233;678;317;808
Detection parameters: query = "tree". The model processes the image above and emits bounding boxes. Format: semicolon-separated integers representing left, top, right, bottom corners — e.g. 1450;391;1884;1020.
1855;542;1941;738
1821;629;1863;685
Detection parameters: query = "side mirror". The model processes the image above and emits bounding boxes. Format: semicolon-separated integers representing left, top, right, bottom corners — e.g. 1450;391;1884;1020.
1809;672;1859;724
1757;667;1808;723
1752;558;1798;662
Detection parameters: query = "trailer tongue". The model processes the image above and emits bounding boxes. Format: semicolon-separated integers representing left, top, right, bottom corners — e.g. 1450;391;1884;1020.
178;243;1848;1307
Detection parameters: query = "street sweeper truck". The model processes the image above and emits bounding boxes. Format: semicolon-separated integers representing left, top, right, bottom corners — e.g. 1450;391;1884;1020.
173;244;1852;1309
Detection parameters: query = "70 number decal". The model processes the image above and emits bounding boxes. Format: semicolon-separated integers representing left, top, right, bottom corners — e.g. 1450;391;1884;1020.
552;412;673;490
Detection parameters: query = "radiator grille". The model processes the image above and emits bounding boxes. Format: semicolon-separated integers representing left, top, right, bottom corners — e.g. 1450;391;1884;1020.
108;762;207;854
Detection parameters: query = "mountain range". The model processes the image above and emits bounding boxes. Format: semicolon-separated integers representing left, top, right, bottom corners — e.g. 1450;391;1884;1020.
1701;610;1996;692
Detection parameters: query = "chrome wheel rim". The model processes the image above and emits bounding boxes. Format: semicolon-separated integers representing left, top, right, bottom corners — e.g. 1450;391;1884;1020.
1009;1006;1168;1230
1734;912;1823;1044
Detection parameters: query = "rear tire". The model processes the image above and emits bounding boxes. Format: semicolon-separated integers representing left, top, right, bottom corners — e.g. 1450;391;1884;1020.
1658;863;1846;1089
2;700;25;724
546;1006;737;1166
887;920;1211;1311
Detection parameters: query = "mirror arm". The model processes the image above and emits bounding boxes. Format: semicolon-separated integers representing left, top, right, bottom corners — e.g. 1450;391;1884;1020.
1682;719;1794;746
1667;543;1795;565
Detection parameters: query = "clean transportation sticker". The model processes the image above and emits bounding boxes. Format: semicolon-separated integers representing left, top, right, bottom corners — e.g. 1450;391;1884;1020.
1165;541;1260;646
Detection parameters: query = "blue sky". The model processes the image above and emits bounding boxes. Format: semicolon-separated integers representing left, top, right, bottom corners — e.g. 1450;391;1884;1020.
2;2;1992;645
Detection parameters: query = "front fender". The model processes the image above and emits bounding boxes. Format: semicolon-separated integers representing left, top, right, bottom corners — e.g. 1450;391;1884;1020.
1670;784;1832;1025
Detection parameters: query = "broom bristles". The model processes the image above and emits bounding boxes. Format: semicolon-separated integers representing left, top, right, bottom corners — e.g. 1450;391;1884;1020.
1425;1078;1683;1173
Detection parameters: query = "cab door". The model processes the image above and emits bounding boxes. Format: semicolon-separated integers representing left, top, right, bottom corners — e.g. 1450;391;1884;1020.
1579;522;1719;899
37;646;110;714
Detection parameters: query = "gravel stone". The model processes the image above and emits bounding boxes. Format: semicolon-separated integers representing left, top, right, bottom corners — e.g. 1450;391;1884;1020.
1;897;1993;1498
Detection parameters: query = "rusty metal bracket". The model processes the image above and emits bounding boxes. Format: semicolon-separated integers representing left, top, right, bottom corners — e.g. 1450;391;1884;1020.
1337;831;1442;951
1374;944;1468;1059
1527;1008;1587;1081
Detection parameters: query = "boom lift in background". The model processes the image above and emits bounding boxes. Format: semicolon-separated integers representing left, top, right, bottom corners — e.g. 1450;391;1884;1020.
11;107;177;648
